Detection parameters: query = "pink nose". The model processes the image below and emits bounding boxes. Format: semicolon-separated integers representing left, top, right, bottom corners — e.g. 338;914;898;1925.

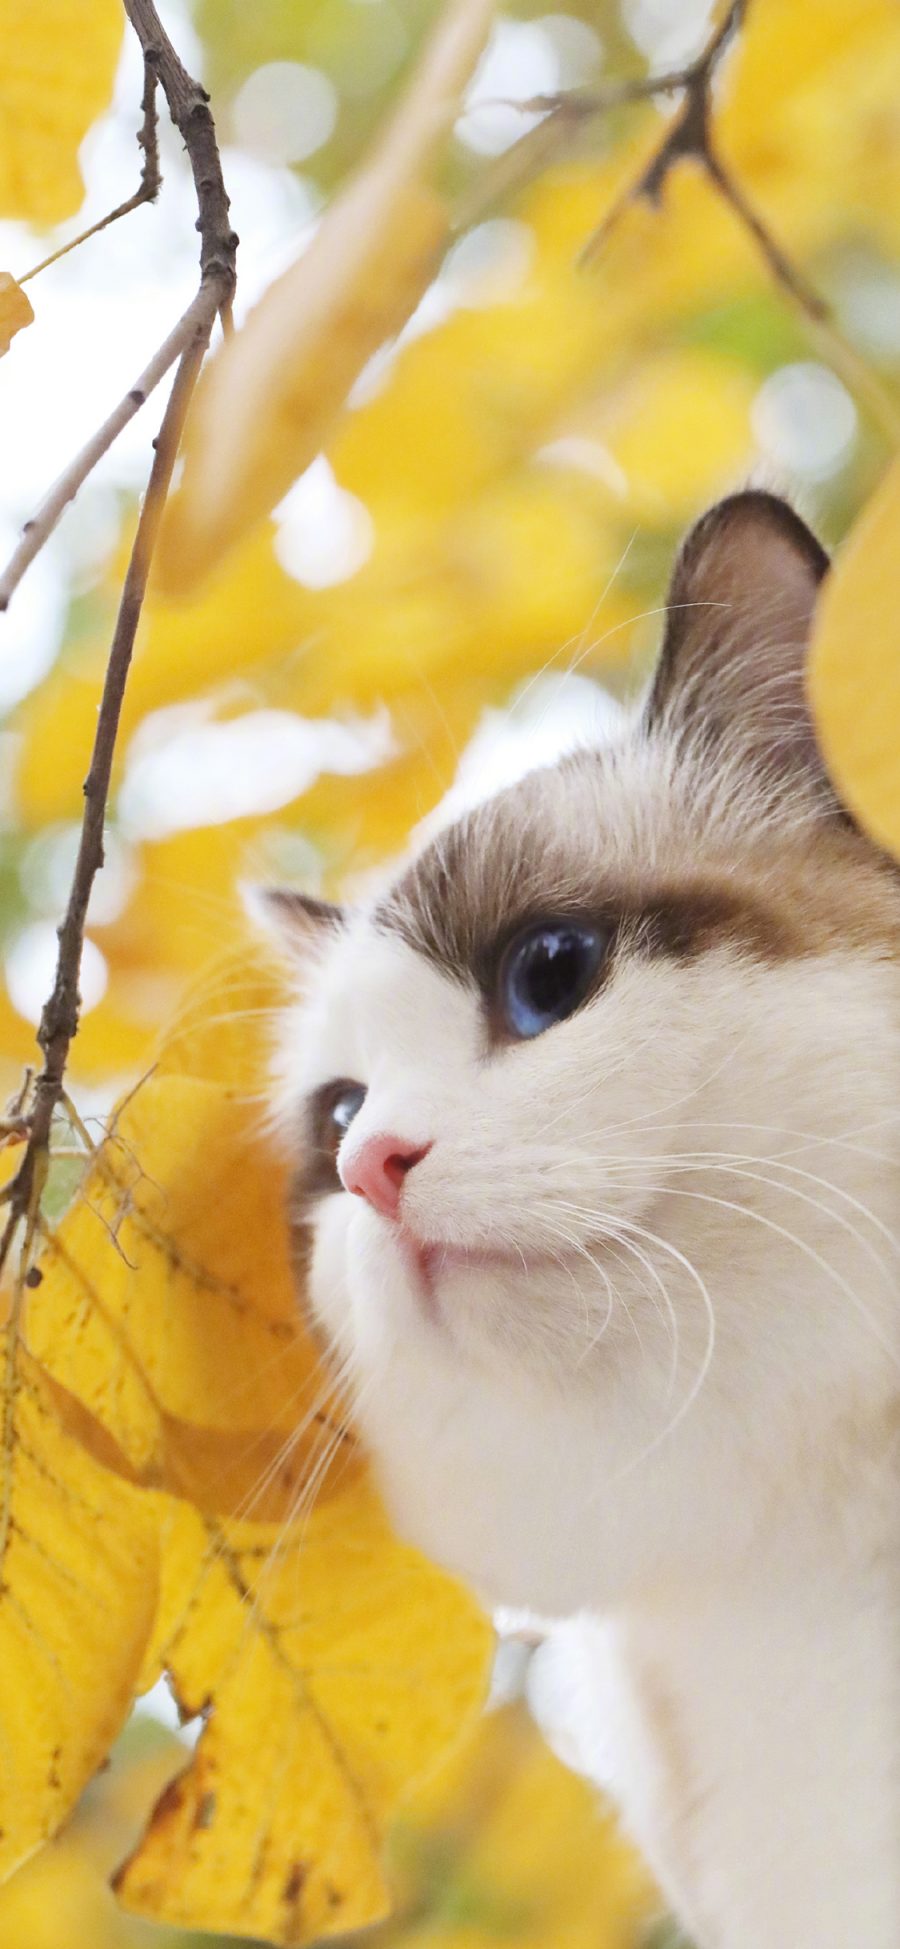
341;1134;432;1220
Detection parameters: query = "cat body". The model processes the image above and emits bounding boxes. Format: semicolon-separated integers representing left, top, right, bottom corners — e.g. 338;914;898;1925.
269;494;900;1947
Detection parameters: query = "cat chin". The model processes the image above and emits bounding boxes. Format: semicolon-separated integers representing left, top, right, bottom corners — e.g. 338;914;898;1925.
308;1200;774;1613
315;1196;643;1384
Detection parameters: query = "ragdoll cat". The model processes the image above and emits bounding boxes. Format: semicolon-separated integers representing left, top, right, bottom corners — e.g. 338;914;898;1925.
266;491;900;1949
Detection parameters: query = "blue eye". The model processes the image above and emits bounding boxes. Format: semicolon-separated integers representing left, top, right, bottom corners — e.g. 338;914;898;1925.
499;922;610;1039
330;1083;366;1137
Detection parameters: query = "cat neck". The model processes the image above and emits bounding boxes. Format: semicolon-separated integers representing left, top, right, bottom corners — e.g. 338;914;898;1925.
597;1473;900;1949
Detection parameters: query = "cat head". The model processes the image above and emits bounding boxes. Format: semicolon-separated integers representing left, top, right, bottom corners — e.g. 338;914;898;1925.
267;492;900;1612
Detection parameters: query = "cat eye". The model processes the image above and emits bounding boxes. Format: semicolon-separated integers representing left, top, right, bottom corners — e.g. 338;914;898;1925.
306;1079;367;1193
329;1082;366;1137
498;922;611;1039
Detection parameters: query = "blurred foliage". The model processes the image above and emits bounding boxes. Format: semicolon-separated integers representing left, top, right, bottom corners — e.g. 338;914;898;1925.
0;0;123;223
195;0;625;195
810;449;900;854
0;0;899;1943
3;0;899;1105
381;1703;660;1947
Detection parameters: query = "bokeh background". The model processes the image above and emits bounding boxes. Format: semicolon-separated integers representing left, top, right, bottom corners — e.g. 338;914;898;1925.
1;0;899;1940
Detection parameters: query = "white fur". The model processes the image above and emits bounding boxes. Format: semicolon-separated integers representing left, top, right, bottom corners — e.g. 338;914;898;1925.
276;727;900;1948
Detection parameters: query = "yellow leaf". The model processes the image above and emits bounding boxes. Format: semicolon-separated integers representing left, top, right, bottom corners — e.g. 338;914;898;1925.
0;272;33;353
159;0;496;593
0;1336;158;1880
0;0;124;224
809;453;900;858
116;1487;491;1945
31;1071;322;1469
26;951;492;1940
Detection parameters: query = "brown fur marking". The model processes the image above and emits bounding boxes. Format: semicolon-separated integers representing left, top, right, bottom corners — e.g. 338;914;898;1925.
376;749;900;1005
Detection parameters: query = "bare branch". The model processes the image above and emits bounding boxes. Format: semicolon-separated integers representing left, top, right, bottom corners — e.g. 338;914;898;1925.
459;0;746;230
0;285;218;611
572;5;900;444
0;327;213;1287
464;1;900;447
703;147;827;319
123;0;237;306
0;2;235;1285
0;4;237;613
579;0;747;264
18;58;161;287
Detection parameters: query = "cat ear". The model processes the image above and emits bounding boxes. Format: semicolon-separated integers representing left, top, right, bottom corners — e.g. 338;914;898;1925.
245;886;345;958
646;489;830;792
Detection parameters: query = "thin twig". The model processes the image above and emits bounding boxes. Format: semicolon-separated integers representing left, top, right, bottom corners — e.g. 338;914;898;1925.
457;1;746;231
0;1;235;1287
703;146;826;318
0;4;237;614
0;328;212;1290
571;2;900;444
19;57;161;287
123;0;237;302
579;0;746;263
0;284;218;610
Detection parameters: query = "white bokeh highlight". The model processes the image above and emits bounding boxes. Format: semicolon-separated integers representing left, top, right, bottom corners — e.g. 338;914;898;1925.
752;362;858;482
119;705;393;840
274;456;374;589
6;923;107;1024
457;19;560;157
233;62;339;168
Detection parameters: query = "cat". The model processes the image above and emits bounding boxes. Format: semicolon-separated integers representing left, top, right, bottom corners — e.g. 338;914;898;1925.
265;490;900;1949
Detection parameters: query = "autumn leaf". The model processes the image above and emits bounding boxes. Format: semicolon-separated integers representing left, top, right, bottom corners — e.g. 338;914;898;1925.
0;1334;158;1881
0;0;124;224
808;453;900;858
0;272;33;354
31;1071;324;1469
25;949;492;1943
157;0;497;593
116;1487;490;1944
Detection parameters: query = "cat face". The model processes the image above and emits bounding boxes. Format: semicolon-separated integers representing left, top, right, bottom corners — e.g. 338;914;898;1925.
269;493;900;1614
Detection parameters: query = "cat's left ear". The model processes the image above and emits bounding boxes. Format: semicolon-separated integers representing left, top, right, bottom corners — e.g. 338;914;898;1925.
646;489;830;792
245;886;345;958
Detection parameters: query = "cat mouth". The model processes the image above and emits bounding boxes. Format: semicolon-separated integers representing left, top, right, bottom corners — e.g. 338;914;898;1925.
395;1230;579;1318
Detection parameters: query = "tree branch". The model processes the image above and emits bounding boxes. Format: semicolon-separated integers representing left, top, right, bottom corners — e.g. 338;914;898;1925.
458;1;746;230
0;3;238;613
579;0;754;266
0;285;218;611
0;2;235;1286
18;56;161;287
575;6;900;443
32;332;210;1132
123;0;238;319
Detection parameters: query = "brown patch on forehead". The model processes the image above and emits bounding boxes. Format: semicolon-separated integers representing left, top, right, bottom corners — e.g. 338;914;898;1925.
375;751;900;994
